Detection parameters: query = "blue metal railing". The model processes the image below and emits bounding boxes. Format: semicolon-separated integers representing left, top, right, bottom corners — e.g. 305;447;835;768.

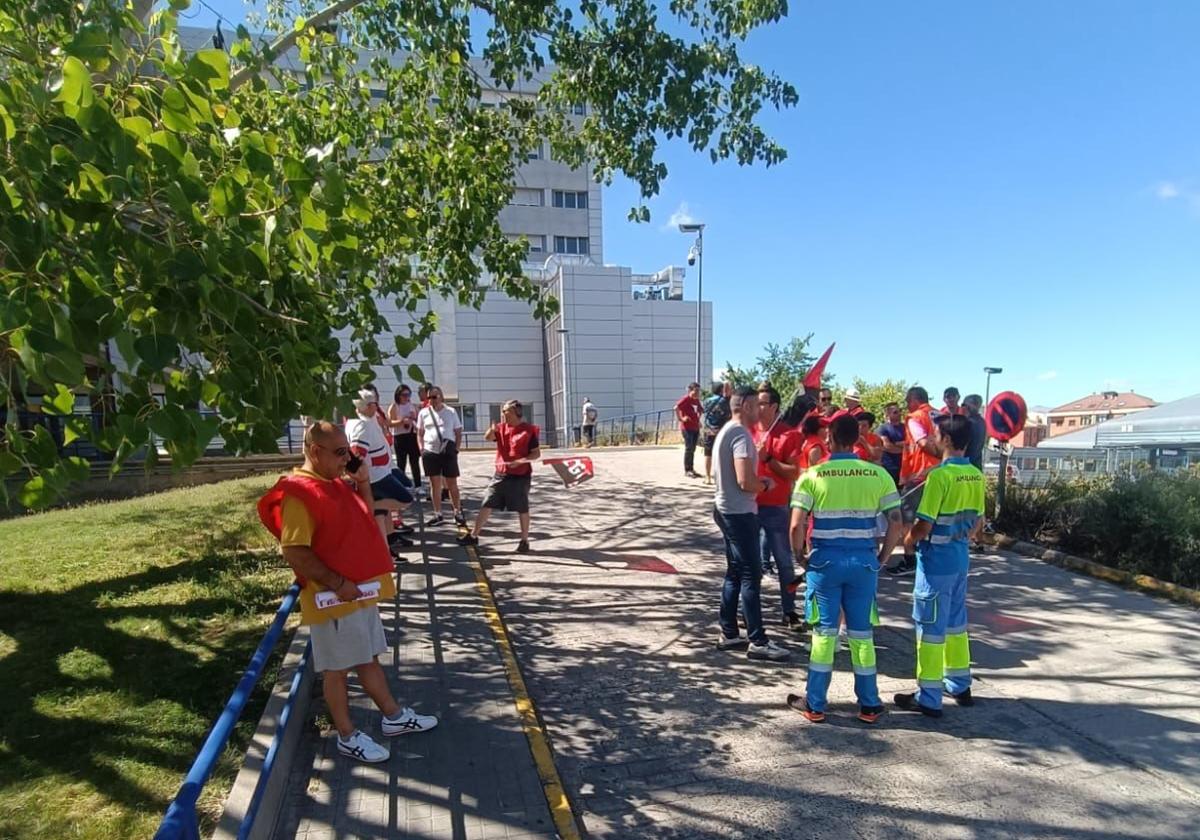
154;583;305;840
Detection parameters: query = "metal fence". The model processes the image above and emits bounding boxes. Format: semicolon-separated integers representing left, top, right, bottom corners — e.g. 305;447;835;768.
563;408;683;448
153;584;306;840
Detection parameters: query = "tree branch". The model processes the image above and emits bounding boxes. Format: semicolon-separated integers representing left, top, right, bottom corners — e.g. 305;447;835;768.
229;0;369;90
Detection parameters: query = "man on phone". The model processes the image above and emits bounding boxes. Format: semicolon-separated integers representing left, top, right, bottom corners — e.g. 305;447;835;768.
258;421;438;763
459;400;540;553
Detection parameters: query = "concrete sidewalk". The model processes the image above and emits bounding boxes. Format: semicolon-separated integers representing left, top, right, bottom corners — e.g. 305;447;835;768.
272;493;558;840
274;446;1200;840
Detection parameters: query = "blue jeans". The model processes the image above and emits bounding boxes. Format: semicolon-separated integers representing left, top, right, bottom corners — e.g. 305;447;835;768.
805;549;881;712
713;507;767;645
758;504;796;617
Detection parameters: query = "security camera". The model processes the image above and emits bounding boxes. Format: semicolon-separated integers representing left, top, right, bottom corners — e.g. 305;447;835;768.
687;246;696;266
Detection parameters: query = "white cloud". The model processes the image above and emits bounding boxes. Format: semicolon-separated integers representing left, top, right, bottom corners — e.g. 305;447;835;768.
664;201;697;231
1156;181;1181;200
1036;370;1058;381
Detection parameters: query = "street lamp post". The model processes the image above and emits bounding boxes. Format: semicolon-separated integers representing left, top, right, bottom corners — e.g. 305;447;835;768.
983;366;1003;408
557;328;571;447
679;222;706;384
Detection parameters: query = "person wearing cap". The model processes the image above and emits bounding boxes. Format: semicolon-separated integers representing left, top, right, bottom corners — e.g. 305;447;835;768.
459;399;540;554
346;389;414;553
894;414;985;718
887;386;941;576
843;386;865;417
962;394;987;470
786;413;904;723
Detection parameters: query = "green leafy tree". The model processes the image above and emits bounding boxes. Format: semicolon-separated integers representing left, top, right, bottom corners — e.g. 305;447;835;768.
833;377;910;420
724;334;824;398
0;0;796;506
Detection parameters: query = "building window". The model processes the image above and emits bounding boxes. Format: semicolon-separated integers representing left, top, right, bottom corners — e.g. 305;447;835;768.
552;190;588;209
553;236;589;255
525;143;543;161
510;188;543;207
571;103;586;115
509;234;546;254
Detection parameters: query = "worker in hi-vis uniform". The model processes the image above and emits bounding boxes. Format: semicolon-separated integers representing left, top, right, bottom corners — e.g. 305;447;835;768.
786;412;904;724
894;414;986;718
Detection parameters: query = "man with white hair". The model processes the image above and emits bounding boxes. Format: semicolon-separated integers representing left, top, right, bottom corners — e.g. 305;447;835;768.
346;388;413;552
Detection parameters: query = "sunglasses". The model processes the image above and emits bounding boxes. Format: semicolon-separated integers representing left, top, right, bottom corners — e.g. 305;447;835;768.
306;423;349;457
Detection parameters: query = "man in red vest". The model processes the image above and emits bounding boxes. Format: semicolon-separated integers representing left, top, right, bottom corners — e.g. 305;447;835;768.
459;399;541;553
258;421;438;763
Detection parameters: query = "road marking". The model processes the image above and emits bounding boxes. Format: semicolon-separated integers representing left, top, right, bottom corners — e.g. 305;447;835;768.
464;543;582;840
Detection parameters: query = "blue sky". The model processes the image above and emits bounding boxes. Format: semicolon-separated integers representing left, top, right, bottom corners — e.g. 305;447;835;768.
188;1;1199;409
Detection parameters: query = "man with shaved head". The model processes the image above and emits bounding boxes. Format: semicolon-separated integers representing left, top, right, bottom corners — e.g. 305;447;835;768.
258;420;439;764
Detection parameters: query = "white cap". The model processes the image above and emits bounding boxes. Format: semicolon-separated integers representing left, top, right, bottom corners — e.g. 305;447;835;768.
353;388;377;413
845;386;862;401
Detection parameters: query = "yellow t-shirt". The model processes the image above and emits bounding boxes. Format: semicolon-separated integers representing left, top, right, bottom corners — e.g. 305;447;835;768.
278;468;396;624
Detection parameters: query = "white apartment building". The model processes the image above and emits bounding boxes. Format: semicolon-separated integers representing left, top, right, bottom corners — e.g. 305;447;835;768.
179;27;714;444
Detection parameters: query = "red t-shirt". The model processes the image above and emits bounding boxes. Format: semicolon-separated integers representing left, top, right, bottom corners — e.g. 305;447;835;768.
855;431;883;463
752;424;800;507
494;422;539;476
940;405;965;417
799;434;829;470
675;395;702;431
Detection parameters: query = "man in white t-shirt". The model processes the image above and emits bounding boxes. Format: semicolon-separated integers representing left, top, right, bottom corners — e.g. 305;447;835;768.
581;398;597;447
416;385;466;527
346;389;413;552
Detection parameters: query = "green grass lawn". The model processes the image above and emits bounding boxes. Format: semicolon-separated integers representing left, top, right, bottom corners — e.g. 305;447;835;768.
0;475;295;839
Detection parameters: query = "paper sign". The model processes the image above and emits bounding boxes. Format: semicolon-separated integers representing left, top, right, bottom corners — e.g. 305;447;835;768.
314;579;382;610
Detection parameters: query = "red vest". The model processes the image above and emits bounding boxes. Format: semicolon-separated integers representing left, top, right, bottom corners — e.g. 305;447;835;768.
495;422;539;476
258;473;393;585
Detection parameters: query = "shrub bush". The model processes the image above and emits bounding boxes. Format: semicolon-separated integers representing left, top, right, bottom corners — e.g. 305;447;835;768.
995;467;1200;589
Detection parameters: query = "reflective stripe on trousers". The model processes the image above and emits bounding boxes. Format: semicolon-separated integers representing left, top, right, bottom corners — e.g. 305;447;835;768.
912;563;972;710
804;550;881;712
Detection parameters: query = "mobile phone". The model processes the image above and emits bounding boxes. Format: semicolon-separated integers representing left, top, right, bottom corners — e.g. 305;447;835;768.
346;454;363;473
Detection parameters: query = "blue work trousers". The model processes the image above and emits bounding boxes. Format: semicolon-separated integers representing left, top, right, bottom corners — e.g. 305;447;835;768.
713;507;767;645
912;563;972;711
758;504;797;617
804;549;881;712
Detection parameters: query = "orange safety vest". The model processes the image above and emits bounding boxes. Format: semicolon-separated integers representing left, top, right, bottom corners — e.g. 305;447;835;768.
901;403;940;484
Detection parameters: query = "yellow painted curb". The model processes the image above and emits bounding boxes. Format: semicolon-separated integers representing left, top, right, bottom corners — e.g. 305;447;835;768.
985;534;1200;609
465;545;582;840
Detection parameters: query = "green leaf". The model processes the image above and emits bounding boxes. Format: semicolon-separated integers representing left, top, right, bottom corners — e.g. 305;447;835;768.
133;334;178;370
0;450;23;479
43;383;77;416
187;49;230;91
18;476;53;510
66;24;112;63
0;176;22;210
210;175;245;216
0;104;16;140
119;116;153;140
161;87;196;132
54;57;94;108
283;157;313;196
407;364;425;382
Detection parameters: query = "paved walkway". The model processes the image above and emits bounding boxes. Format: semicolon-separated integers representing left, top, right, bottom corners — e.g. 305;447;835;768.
275;447;1200;840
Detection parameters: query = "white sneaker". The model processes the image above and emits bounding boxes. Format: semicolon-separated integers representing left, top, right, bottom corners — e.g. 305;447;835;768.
716;632;750;651
337;730;389;763
382;706;439;737
747;639;791;661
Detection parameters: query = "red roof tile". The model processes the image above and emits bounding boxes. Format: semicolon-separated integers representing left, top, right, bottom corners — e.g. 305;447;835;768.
1048;392;1157;414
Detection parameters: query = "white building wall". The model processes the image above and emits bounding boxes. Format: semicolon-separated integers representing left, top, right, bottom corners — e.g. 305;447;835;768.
630;300;712;414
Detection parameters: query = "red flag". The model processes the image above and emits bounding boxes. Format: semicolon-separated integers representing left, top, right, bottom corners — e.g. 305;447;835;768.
802;342;835;390
543;456;595;488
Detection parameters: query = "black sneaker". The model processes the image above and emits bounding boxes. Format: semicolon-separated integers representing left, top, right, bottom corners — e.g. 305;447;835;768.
782;612;805;630
427;514;446;527
885;556;916;576
457;534;479;546
394;523;415;535
686;471;702;479
387;532;414;547
454;511;467;526
893;692;943;718
516;539;530;554
948;688;975;707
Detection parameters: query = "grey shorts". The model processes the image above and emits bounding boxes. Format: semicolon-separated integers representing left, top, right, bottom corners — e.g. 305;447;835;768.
482;473;531;513
309;605;388;672
901;481;925;525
